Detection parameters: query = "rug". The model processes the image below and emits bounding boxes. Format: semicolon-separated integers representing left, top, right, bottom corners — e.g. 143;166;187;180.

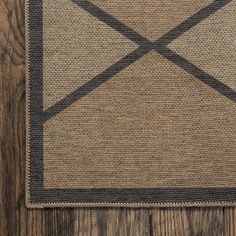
26;0;236;207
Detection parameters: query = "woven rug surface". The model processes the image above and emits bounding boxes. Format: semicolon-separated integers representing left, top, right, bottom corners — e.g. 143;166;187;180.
26;0;236;207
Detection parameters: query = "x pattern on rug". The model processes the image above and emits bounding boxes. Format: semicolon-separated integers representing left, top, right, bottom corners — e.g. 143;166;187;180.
43;0;235;122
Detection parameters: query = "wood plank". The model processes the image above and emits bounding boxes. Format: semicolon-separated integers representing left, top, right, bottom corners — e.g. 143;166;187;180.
224;207;236;236
0;0;26;235
151;208;224;236
151;208;189;236
26;209;45;236
44;209;75;236
74;208;150;236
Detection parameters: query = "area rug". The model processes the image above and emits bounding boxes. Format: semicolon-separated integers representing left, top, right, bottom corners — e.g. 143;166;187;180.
26;0;236;207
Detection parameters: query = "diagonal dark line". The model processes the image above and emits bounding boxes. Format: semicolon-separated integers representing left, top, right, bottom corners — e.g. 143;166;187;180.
156;46;236;102
43;0;234;122
154;0;232;46
43;46;152;122
71;0;151;46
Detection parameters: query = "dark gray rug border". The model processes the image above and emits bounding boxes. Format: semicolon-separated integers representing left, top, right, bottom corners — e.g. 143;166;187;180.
28;0;236;205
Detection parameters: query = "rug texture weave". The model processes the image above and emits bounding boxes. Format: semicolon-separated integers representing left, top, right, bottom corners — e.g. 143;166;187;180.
26;0;236;207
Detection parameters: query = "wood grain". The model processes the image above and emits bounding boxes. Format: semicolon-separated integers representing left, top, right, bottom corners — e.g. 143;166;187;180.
0;0;235;235
151;208;224;236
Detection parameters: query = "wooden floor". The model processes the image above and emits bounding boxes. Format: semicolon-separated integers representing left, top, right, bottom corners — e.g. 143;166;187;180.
0;0;236;235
